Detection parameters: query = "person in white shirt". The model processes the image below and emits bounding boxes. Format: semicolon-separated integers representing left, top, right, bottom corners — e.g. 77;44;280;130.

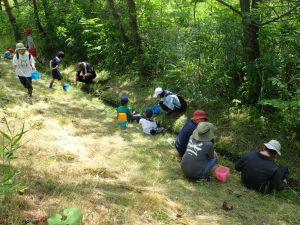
139;108;166;135
12;43;36;97
153;87;187;115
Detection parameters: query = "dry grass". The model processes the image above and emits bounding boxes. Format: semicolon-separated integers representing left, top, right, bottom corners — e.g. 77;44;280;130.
0;61;299;225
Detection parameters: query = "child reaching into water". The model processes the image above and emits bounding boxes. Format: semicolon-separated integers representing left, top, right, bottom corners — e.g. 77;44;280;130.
139;108;166;135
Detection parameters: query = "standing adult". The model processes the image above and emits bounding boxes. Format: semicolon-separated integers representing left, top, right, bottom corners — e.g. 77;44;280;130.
74;62;97;85
24;28;37;58
153;87;187;115
235;140;289;194
181;122;217;180
175;110;208;157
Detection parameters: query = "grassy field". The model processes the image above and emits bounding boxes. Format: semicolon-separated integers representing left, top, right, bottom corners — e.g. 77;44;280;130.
0;60;299;225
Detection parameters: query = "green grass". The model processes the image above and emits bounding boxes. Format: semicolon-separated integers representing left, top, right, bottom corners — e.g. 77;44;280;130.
0;60;299;224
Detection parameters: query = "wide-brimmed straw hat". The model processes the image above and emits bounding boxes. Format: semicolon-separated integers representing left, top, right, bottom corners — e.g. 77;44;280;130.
192;122;214;142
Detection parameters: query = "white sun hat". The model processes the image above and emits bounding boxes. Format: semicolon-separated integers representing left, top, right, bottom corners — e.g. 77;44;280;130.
264;140;281;156
153;87;163;98
15;43;26;51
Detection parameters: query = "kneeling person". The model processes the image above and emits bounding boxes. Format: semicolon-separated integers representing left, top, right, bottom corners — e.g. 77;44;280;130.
235;140;289;194
74;62;96;85
153;87;187;115
175;110;208;157
181;122;217;180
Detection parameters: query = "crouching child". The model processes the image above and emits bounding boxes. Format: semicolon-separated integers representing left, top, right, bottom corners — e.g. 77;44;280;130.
139;108;166;135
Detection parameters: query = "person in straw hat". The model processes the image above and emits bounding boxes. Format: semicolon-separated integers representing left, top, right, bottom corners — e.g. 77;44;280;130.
235;140;289;194
181;122;218;180
12;43;36;97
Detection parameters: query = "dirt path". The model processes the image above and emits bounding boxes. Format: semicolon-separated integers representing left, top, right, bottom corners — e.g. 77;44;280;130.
0;61;299;225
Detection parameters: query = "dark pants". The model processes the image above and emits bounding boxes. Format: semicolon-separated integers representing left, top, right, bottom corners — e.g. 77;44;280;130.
128;114;141;123
18;76;32;90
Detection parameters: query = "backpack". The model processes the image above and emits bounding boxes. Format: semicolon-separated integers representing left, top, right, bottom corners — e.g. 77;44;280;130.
16;52;31;60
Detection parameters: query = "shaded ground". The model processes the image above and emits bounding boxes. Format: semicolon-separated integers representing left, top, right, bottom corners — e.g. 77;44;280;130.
0;61;299;225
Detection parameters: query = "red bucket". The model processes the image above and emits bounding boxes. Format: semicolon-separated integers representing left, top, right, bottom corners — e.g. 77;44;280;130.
215;166;230;183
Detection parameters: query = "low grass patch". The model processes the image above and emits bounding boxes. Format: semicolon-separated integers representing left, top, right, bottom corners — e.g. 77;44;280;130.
0;61;299;224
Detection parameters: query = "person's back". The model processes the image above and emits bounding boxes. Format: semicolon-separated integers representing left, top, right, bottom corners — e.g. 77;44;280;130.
176;119;197;156
235;151;278;193
117;105;131;121
163;92;181;110
139;118;157;135
181;139;214;179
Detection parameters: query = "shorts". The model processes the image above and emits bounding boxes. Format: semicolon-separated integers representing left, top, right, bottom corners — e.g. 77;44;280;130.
52;69;63;80
18;76;32;89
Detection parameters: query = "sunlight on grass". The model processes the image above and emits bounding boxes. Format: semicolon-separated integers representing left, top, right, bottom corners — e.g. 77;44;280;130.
0;61;299;225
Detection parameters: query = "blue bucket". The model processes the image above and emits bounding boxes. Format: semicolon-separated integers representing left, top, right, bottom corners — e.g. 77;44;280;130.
152;104;161;116
64;83;71;91
31;71;40;80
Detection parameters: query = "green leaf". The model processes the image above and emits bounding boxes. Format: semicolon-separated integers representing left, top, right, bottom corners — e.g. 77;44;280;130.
47;214;64;225
0;130;11;141
63;208;83;225
47;208;83;225
11;124;27;147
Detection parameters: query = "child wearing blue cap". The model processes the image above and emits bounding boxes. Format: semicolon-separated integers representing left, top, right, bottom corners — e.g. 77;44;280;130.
116;96;141;124
139;108;166;135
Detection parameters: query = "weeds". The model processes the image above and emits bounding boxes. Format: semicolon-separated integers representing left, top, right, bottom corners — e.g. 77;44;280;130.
0;118;27;198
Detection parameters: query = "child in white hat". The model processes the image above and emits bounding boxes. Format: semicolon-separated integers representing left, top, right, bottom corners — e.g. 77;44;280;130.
12;43;36;97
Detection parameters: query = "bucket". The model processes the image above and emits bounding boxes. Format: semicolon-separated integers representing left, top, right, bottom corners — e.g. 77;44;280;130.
152;104;160;116
31;71;40;80
64;83;71;91
215;166;230;183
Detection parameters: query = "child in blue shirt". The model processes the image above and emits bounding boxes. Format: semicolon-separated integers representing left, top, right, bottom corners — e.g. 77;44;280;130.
49;51;67;91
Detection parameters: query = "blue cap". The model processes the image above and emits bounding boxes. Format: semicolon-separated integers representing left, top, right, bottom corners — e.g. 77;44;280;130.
145;108;153;118
121;96;129;104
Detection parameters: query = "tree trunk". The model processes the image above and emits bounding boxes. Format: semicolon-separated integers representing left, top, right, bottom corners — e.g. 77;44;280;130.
32;0;45;35
3;0;21;41
240;0;261;103
41;0;54;32
107;0;129;44
126;0;147;76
